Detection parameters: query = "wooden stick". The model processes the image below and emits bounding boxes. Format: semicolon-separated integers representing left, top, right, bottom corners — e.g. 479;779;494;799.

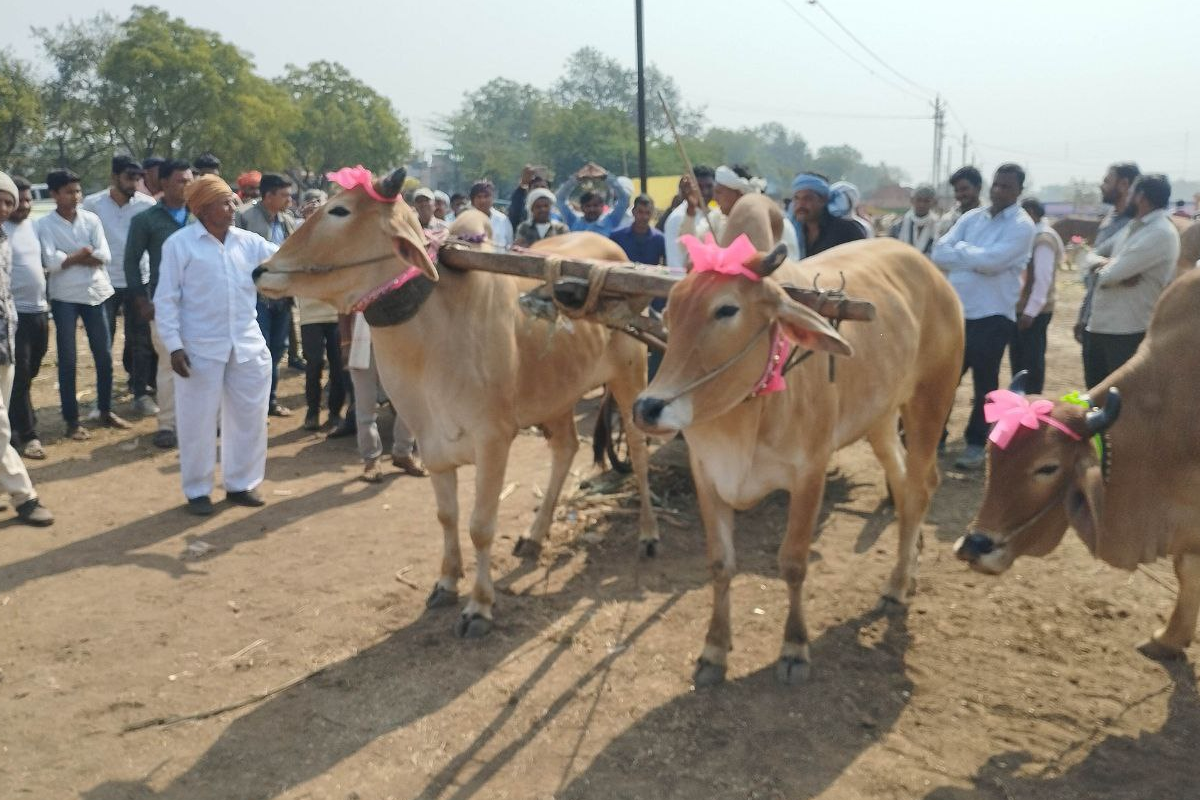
657;91;717;236
440;245;677;298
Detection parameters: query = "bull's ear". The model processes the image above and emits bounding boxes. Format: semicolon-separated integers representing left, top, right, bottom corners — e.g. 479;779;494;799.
749;243;789;278
775;291;853;356
1066;459;1105;555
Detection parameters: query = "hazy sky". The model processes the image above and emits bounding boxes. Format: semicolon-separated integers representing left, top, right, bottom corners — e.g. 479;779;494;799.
6;0;1199;189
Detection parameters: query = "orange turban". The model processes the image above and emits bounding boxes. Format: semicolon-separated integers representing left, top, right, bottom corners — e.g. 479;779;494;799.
236;170;262;189
185;175;236;214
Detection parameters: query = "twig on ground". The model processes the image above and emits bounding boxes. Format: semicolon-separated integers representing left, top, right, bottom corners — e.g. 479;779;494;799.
122;670;324;733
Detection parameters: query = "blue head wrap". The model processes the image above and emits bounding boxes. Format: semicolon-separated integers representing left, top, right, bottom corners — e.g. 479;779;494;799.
790;173;830;199
827;181;861;219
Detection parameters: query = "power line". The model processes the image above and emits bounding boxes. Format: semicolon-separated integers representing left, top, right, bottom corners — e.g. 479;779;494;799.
706;99;930;121
774;0;932;104
806;0;936;97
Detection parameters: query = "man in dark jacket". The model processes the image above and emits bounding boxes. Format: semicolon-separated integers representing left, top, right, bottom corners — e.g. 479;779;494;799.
235;173;298;417
125;159;194;449
789;173;866;259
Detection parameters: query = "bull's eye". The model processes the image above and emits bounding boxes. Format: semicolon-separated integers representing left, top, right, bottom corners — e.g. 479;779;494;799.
714;304;739;319
1034;464;1060;476
327;206;350;217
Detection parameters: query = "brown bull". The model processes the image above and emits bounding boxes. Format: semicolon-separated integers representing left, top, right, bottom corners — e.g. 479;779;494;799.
253;169;657;638
633;235;964;686
956;267;1200;659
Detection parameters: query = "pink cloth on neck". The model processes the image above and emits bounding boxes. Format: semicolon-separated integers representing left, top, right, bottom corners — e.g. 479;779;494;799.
680;233;761;281
325;165;397;204
984;389;1081;449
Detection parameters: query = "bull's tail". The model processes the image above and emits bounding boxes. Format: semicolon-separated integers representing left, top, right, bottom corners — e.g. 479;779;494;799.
591;400;610;469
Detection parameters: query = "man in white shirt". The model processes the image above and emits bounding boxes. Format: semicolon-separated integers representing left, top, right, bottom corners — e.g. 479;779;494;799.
83;155;157;416
932;163;1036;469
1085;173;1180;383
468;180;513;248
38;169;131;439
1009;198;1063;394
662;166;716;272
2;176;50;460
890;184;941;256
155;175;276;515
0;171;53;525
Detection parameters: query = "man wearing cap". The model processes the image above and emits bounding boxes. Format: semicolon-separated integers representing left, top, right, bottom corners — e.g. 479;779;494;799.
790;173;867;259
125;159;194;449
412;188;449;235
0;172;54;525
235;172;298;417
155;175;276;516
514;189;569;247
432;190;452;222
84;155;157;416
468;181;513;248
38;169;131;439
236;171;261;204
890;185;941;256
2;176;50;460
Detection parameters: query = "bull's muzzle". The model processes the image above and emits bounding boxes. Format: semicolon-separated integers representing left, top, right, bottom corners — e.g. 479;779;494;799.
954;531;995;562
633;396;666;429
252;264;267;282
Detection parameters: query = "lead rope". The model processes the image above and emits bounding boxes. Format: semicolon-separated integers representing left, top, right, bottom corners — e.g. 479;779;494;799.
655;322;773;406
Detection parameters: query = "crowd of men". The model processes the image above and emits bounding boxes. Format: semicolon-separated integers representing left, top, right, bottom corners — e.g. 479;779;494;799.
0;148;1187;524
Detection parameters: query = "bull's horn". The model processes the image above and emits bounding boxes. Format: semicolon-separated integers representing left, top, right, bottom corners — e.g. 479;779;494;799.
1085;387;1121;434
756;243;789;278
380;167;407;199
1008;370;1029;395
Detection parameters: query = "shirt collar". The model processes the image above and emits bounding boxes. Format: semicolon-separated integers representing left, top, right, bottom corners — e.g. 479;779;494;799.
1138;209;1167;225
984;203;1021;221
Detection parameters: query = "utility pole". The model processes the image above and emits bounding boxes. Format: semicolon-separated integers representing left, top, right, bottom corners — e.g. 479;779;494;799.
931;95;945;189
635;0;648;194
961;131;968;167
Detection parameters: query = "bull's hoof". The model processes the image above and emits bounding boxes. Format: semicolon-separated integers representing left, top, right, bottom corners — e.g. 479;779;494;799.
692;658;726;689
454;612;493;639
775;656;812;686
513;537;542;559
640;538;660;559
1137;638;1186;661
426;585;459;610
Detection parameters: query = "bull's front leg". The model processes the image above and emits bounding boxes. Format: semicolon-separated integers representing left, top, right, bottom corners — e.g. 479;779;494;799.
455;438;513;638
776;470;825;686
427;469;463;609
693;469;736;688
1138;552;1200;659
515;410;578;558
607;377;660;557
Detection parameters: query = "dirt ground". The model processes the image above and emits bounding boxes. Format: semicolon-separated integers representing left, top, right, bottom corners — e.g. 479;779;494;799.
1;276;1196;800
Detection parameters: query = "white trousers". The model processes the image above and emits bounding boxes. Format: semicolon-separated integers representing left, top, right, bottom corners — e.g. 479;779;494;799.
174;347;270;500
150;320;176;432
0;364;36;505
350;351;414;462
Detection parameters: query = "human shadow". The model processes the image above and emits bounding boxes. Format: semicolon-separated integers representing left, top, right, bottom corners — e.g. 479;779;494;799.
921;660;1199;800
555;607;913;800
0;474;386;594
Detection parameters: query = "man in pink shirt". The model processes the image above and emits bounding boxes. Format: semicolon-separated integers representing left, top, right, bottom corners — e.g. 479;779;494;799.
1009;198;1063;393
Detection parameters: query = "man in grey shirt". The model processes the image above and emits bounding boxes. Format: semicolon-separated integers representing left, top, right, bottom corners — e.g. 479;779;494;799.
1085;173;1180;382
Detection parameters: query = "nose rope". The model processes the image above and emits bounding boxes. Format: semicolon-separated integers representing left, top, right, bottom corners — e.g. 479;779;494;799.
969;486;1066;544
262;251;398;275
655;321;773;406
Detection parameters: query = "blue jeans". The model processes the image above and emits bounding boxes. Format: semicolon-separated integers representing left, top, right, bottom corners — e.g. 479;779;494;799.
50;299;113;426
256;297;291;405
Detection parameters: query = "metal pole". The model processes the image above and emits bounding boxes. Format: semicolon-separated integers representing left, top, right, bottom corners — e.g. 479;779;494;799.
635;0;648;194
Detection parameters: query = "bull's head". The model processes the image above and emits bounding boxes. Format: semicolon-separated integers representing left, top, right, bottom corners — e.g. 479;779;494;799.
632;243;852;435
955;376;1121;574
253;168;439;312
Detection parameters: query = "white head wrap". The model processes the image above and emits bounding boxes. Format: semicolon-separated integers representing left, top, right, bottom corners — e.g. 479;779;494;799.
526;187;557;212
714;165;766;196
432;190;450;205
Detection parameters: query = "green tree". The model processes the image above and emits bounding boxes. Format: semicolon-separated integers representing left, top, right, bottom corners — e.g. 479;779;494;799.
0;51;44;172
434;78;546;195
532;103;636;186
701;123;809;193
554;47;704;140
278;60;411;184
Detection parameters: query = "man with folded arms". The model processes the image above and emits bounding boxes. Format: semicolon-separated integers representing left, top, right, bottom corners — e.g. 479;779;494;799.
154;176;276;516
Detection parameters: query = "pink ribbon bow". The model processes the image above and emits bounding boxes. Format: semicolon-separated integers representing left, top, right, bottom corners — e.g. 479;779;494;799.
984;389;1081;449
680;233;761;281
325;165;397;204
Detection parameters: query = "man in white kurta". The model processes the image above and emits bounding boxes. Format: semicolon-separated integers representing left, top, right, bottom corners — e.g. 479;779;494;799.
154;176;276;514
